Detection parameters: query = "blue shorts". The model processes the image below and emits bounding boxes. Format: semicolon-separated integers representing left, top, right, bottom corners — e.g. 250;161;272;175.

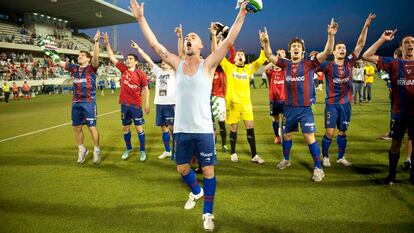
156;104;175;126
121;104;145;126
390;113;414;140
72;102;97;127
283;106;316;134
173;133;217;166
270;101;284;116
324;103;352;131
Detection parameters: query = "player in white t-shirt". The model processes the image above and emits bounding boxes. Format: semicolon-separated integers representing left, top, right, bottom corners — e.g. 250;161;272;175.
132;41;176;159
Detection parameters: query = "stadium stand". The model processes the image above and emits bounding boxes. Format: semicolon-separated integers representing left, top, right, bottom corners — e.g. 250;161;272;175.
0;0;138;96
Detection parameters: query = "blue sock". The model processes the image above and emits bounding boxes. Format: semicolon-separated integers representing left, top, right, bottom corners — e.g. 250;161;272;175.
308;141;322;169
162;131;171;152
322;135;332;158
182;170;201;195
282;140;292;160
123;131;132;150
272;121;279;136
337;134;347;160
138;131;145;151
203;176;216;214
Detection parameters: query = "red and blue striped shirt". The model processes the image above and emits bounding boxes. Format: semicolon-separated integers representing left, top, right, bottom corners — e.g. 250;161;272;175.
65;63;97;103
320;53;357;104
276;58;319;107
377;57;414;116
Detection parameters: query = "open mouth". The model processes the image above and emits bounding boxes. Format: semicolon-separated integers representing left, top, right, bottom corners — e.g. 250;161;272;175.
186;41;192;49
294;51;299;56
408;47;413;52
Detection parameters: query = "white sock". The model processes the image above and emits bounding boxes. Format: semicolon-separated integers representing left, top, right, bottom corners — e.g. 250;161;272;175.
78;144;86;151
94;146;100;152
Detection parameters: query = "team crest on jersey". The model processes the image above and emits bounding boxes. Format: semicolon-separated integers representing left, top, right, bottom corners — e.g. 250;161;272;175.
407;69;412;74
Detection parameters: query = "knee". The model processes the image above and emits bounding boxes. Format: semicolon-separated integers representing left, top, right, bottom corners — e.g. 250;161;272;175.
338;131;346;137
177;165;190;175
283;133;293;141
73;126;82;133
390;140;402;153
122;125;130;132
161;125;169;132
202;166;215;178
303;133;316;144
325;130;334;139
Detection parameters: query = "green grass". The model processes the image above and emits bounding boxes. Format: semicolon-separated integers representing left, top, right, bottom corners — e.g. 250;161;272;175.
0;81;413;233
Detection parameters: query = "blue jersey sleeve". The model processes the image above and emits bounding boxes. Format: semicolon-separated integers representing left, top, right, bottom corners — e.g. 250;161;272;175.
377;56;395;74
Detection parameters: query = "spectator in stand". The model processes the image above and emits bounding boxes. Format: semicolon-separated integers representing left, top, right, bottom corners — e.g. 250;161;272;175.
22;81;31;100
2;82;11;103
12;81;19;100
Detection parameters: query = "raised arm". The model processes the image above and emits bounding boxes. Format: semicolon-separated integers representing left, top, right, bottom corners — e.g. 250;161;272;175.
131;40;156;68
175;24;184;58
129;0;180;69
142;85;150;114
260;27;278;65
362;29;397;63
316;19;337;63
354;13;376;57
205;1;249;72
210;23;218;54
102;32;119;65
91;30;100;68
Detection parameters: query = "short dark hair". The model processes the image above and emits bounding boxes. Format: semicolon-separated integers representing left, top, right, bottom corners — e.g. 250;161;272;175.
127;54;139;62
399;36;414;46
79;50;92;60
394;48;402;58
334;41;346;50
288;37;305;51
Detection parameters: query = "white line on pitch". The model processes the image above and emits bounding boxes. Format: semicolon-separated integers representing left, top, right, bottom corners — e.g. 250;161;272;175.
0;109;120;143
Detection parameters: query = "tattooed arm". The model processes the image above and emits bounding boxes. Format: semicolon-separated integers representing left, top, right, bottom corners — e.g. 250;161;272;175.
129;0;180;69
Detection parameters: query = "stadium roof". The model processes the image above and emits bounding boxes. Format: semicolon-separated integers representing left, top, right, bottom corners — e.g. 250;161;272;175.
0;0;136;29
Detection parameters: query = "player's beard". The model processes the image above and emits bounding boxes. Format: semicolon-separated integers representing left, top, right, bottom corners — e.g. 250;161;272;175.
186;51;195;57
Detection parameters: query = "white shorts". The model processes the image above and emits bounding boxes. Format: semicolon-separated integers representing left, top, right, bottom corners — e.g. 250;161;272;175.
211;96;226;122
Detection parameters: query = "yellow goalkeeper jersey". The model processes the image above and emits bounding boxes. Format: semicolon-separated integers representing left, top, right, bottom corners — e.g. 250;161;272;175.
221;50;266;104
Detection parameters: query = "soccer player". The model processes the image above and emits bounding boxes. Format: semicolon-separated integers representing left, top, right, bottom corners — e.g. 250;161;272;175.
260;19;338;182
129;0;249;230
319;14;376;168
22;81;30;100
264;49;286;144
48;30;101;164
102;32;150;162
363;30;414;184
131;40;175;160
219;34;267;164
12;82;19;100
110;78;116;94
210;22;236;152
98;78;105;96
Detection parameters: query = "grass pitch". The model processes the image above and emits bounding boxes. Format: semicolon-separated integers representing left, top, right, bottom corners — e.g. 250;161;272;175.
0;81;413;233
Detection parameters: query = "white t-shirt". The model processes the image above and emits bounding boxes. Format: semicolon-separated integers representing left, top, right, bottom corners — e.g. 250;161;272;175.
353;67;365;82
152;64;176;105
